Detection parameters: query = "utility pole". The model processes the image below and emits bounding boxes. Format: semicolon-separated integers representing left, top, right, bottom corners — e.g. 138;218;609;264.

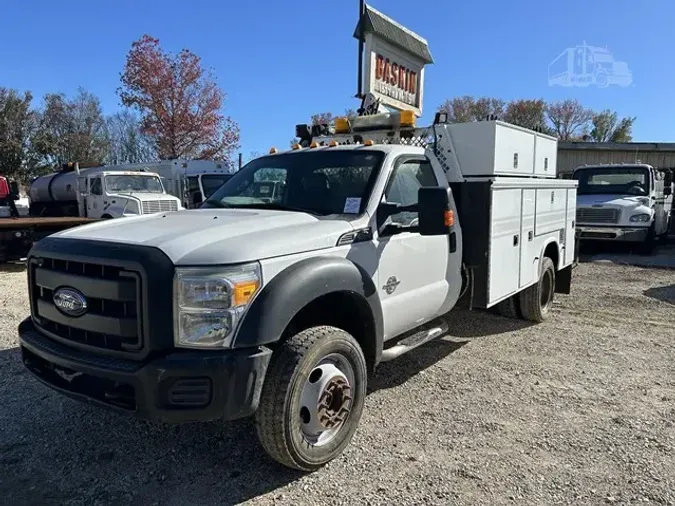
356;0;366;98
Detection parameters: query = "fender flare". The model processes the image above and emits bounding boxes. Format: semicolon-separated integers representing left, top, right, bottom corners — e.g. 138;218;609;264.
539;237;562;270
233;255;384;364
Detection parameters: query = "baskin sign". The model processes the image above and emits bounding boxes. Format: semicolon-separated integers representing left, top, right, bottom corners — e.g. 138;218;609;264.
354;4;433;117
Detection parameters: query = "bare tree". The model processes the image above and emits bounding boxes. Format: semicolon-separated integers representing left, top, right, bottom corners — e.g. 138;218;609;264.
546;99;593;140
106;110;156;164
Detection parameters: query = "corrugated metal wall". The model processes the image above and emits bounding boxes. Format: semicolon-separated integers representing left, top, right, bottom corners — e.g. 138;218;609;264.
558;147;675;175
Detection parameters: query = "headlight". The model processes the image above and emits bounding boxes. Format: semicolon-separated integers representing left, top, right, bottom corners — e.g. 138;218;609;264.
173;263;261;348
629;213;651;223
123;200;140;215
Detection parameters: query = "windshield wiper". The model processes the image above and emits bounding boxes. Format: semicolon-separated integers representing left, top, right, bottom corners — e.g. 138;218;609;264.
202;199;230;208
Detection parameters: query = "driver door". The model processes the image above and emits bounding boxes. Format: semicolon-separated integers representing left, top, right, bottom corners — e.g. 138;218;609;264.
372;156;455;341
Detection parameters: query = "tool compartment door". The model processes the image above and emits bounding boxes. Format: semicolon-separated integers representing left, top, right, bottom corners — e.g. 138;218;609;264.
564;188;577;266
488;188;523;303
535;188;567;236
519;189;538;289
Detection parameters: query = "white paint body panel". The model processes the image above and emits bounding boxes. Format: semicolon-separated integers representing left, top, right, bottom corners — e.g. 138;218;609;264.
442;121;558;178
484;177;578;307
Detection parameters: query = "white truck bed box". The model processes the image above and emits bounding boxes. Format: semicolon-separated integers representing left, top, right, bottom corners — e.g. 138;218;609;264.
445;120;558;179
453;176;577;308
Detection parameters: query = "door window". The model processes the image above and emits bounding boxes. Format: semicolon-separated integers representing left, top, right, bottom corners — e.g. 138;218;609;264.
90;178;102;196
382;159;439;229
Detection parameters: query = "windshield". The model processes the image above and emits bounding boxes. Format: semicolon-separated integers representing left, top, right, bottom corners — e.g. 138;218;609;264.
573;167;650;196
200;174;233;199
202;150;385;216
105;174;164;194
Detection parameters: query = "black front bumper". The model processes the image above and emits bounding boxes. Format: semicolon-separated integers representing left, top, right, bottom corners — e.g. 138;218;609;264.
18;318;272;423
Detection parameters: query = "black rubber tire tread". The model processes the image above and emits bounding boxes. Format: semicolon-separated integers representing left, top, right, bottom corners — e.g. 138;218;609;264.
519;256;555;323
254;325;367;472
640;225;656;255
497;296;520;319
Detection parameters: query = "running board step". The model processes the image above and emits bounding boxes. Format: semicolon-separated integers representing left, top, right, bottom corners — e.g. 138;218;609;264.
380;320;450;362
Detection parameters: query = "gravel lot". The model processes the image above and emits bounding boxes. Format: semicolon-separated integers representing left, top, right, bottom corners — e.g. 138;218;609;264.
1;257;674;506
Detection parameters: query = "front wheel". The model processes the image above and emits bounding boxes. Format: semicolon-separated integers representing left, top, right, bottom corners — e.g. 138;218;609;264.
255;326;368;471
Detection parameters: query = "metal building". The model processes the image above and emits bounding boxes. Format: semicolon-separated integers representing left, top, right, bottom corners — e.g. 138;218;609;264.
557;142;675;177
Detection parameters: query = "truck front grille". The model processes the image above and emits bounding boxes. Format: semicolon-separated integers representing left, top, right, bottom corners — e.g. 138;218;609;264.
29;257;143;354
141;200;178;214
576;207;619;224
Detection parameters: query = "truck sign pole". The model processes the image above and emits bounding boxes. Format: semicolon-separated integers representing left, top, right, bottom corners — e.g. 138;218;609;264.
356;0;365;99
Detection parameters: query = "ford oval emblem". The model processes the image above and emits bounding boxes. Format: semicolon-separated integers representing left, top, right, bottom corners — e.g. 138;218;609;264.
53;287;88;317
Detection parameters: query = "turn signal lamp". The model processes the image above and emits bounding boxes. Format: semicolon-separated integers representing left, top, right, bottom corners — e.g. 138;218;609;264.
269;147;278;154
363;139;375;146
310;141;319;148
444;210;455;227
292;143;301;150
328;140;339;147
233;280;261;306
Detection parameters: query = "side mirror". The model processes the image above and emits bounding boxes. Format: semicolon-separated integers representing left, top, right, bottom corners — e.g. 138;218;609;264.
418;187;451;236
9;181;19;198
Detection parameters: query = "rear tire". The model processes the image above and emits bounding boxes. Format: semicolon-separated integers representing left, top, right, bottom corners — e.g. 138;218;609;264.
519;256;556;323
255;326;367;472
497;296;521;319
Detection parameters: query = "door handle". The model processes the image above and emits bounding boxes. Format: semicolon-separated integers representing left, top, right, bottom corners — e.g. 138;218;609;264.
513;235;519;246
528;231;533;241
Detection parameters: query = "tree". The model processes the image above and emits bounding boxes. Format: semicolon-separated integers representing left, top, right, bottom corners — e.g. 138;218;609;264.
311;112;334;125
0;88;40;182
503;99;550;132
546;99;593;141
437;95;476;123
437;96;504;122
106;109;156;164
32;87;110;168
118;34;240;163
589;109;635;142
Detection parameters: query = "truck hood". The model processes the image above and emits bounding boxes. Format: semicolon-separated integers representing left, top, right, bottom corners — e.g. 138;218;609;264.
48;209;354;265
576;193;650;209
110;192;179;201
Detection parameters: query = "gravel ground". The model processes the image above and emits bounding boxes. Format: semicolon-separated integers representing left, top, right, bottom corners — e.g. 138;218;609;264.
1;258;674;506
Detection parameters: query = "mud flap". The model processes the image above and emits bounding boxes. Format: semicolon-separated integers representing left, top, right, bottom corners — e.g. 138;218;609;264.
555;265;573;294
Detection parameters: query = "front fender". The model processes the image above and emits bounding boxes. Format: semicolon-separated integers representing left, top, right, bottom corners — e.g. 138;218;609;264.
233;256;384;363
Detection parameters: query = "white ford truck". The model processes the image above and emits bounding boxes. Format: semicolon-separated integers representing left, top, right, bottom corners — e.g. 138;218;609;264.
17;111;578;471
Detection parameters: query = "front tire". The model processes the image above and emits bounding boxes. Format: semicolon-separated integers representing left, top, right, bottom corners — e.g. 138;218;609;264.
519;256;556;323
255;326;367;471
640;225;656;255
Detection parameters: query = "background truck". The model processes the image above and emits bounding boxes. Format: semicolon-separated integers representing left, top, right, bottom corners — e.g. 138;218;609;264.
29;162;183;219
17;110;577;472
1;173;97;263
91;159;237;209
573;162;673;253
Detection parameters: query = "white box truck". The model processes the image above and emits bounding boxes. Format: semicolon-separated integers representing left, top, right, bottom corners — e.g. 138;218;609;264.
17;110;577;472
